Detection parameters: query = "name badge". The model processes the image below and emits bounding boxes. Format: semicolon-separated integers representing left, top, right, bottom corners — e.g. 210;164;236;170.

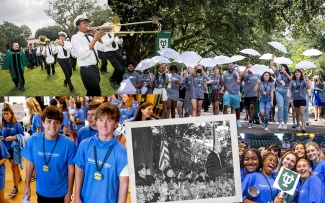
159;85;162;88
263;92;267;95
198;84;201;87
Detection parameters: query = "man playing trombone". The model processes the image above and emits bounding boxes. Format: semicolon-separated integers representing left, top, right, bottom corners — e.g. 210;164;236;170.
71;14;104;96
53;31;75;94
42;39;56;77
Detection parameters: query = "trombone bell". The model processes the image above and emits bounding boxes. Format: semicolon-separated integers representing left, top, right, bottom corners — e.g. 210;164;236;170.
94;16;161;36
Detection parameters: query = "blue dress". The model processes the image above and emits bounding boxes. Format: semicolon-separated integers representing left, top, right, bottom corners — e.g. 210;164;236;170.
312;84;325;106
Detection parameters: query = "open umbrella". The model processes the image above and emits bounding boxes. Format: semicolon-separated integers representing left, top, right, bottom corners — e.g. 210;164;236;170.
214;55;233;65
231;55;246;62
135;59;157;71
268;41;287;54
259;53;273;60
274;57;293;65
240;48;261;56
199;58;218;67
179;51;202;67
295;61;317;69
116;79;137;94
151;56;171;64
249;64;270;75
302;48;323;56
157;48;180;59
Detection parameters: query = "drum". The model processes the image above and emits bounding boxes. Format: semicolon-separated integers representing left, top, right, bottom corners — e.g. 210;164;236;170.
46;55;55;64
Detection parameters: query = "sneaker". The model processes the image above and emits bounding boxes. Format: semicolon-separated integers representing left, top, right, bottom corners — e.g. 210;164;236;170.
248;122;253;129
237;121;242;128
282;124;288;129
278;124;283;130
9;187;18;197
264;127;269;131
261;122;265;129
292;124;297;128
31;176;36;182
302;128;306;133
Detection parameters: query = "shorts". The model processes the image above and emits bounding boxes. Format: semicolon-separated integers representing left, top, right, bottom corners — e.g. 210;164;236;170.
244;97;257;108
223;92;241;109
293;99;306;107
153;88;168;101
210;89;223;102
7;148;13;160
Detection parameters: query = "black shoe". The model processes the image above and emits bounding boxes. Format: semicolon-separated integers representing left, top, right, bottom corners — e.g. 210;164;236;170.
64;83;68;88
15;83;19;88
9;187;18;197
101;71;106;75
70;89;76;94
20;88;25;92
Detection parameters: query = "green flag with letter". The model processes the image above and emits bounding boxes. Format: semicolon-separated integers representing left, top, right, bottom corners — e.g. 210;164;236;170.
273;167;300;195
156;30;171;56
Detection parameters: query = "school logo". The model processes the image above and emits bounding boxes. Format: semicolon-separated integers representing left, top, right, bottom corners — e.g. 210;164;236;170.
273;167;300;195
159;38;168;50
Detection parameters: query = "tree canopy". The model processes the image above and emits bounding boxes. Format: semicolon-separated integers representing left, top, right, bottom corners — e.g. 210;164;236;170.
35;25;62;41
0;21;31;52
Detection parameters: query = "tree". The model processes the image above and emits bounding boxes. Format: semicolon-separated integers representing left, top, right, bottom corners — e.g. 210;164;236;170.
0;32;8;53
0;21;29;49
20;25;32;38
108;0;324;65
44;0;113;38
35;25;62;41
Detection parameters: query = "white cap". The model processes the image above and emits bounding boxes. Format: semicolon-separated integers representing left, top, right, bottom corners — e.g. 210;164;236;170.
58;31;67;38
45;39;50;42
74;14;89;27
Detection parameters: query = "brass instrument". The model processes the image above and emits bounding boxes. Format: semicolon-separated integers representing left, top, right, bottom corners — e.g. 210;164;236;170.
88;16;161;36
38;35;47;45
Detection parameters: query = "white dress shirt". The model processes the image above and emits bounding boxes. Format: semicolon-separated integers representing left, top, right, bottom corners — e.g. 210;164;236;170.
54;41;72;59
42;44;55;57
71;31;99;66
97;34;123;52
36;46;44;56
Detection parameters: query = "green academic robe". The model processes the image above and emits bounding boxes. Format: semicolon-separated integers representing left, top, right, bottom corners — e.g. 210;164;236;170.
2;50;28;80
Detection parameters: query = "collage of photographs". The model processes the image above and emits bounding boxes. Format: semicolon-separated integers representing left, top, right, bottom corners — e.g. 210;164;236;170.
1;0;325;203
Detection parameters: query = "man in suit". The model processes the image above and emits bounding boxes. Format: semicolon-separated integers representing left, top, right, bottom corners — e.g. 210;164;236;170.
205;141;226;182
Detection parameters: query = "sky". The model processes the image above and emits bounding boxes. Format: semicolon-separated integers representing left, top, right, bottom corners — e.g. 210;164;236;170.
0;0;107;37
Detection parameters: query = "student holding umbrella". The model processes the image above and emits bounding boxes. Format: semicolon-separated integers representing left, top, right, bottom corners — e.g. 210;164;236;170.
287;69;311;133
184;64;212;117
270;55;292;130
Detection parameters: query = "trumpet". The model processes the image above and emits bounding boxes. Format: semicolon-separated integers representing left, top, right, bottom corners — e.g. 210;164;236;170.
88;16;161;36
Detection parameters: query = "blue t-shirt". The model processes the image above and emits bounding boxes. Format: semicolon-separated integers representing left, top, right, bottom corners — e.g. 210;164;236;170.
311;160;325;191
59;112;71;135
31;113;43;135
0;141;10;190
187;74;211;99
74;109;85;133
240;168;247;182
22;133;76;197
76;126;98;147
74;135;127;203
1;122;24;150
295;175;324;203
119;105;136;124
242;172;280;203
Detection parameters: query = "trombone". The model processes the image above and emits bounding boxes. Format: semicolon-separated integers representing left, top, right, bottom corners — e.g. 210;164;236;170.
89;16;161;36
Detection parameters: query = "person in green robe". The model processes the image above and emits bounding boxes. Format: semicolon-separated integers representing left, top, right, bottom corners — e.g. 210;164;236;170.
2;43;28;92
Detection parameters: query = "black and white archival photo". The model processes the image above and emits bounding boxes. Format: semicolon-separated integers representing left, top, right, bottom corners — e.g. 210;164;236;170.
126;115;242;203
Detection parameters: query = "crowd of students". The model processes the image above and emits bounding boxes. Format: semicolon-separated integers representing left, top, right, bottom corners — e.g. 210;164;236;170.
133;55;325;134
0;96;157;203
239;141;325;203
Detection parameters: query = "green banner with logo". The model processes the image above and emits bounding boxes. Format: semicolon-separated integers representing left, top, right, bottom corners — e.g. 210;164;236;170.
155;30;171;56
273;167;300;195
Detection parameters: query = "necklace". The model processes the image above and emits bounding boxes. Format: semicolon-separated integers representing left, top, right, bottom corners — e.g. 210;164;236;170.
42;133;59;172
93;142;115;180
261;170;275;202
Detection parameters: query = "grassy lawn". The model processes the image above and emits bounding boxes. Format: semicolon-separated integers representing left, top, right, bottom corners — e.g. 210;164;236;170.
0;62;116;96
